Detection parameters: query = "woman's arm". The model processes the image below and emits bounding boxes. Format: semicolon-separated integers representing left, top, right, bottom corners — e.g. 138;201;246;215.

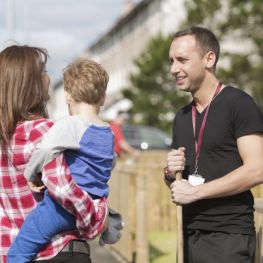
29;119;107;239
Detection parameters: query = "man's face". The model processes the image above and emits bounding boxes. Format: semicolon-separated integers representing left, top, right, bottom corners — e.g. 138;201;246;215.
169;35;207;93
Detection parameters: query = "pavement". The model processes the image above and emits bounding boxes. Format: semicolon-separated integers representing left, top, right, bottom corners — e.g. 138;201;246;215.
90;241;121;263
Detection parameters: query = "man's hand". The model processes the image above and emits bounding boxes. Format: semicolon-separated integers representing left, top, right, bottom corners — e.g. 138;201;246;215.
167;147;186;174
170;179;200;205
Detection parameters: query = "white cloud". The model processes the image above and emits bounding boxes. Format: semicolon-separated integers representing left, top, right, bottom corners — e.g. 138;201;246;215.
29;29;84;57
0;0;137;83
28;29;87;83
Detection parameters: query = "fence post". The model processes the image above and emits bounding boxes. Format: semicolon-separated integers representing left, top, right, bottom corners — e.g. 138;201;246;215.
135;157;149;263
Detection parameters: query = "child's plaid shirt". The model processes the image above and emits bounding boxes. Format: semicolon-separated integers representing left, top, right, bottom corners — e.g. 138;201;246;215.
0;119;107;262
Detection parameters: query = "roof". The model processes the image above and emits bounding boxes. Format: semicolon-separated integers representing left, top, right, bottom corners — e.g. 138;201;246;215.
88;0;152;52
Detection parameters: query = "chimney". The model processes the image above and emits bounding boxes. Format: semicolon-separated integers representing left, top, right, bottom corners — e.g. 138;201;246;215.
121;0;134;17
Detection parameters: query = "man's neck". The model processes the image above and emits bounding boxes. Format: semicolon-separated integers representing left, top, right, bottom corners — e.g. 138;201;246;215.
192;77;220;112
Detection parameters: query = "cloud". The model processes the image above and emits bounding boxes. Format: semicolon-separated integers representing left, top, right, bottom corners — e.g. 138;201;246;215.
29;29;84;56
28;29;87;82
0;0;127;82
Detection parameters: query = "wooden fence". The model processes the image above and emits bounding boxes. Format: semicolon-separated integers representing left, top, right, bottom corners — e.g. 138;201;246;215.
108;150;176;263
255;199;263;263
107;150;263;263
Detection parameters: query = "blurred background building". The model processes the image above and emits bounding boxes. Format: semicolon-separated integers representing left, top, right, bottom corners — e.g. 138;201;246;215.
49;0;186;121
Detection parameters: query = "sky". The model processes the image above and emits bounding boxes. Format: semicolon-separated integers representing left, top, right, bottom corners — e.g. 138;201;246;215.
0;0;140;85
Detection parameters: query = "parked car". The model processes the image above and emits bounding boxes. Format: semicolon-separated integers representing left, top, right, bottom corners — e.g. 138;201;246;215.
122;125;172;150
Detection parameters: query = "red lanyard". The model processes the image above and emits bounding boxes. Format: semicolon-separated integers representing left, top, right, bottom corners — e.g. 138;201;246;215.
191;82;222;173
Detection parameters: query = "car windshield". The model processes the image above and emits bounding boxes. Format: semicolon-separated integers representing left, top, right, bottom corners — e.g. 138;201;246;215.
140;127;170;147
123;125;171;150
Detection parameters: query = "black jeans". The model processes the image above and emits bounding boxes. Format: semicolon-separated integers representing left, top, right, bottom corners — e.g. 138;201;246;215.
184;230;255;263
34;240;91;263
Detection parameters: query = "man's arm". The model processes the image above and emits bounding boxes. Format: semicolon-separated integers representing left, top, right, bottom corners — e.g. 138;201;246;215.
170;133;263;204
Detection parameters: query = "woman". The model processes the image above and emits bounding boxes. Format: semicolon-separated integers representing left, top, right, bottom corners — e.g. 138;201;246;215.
0;45;107;262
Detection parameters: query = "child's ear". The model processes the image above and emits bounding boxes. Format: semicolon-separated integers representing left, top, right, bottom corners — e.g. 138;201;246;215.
100;94;106;106
64;91;72;105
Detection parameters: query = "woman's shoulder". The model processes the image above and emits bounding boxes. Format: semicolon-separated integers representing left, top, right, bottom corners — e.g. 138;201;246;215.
16;118;54;142
19;118;54;130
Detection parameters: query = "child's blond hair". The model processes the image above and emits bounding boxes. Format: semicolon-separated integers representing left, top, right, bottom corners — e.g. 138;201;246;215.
63;59;109;105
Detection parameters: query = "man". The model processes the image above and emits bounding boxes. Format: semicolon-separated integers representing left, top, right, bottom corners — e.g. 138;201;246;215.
165;26;263;262
110;111;141;159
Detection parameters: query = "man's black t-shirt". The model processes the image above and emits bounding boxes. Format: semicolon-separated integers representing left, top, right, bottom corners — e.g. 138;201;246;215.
172;86;263;234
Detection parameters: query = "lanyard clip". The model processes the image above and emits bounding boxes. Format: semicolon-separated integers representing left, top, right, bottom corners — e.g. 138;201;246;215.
194;164;198;175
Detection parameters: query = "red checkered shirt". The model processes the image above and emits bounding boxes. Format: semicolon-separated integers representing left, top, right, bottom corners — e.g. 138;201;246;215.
0;119;107;262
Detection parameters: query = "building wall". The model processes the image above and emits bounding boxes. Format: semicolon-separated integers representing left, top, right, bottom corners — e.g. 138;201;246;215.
49;0;253;121
86;0;186;119
50;0;186;120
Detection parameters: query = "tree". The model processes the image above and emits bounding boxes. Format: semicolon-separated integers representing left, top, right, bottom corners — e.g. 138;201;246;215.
122;34;189;132
182;0;263;111
123;0;263;133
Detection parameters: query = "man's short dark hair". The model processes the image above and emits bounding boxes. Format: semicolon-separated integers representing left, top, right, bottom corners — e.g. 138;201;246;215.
173;26;220;69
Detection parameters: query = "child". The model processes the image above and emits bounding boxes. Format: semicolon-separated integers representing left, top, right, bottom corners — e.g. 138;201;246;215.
7;59;122;262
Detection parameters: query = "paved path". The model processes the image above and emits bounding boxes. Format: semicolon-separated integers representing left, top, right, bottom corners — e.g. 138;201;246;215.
90;241;120;263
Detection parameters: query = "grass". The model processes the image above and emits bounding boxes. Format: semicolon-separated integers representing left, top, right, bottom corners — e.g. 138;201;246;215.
149;231;177;263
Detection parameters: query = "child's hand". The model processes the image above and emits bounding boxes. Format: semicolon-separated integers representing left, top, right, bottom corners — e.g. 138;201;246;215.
28;172;46;193
28;181;46;193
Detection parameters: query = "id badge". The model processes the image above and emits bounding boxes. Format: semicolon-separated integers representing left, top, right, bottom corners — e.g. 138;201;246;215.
188;173;205;186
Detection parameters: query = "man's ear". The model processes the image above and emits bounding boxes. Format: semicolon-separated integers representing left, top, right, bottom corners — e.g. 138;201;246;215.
64;91;72;105
205;51;216;70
